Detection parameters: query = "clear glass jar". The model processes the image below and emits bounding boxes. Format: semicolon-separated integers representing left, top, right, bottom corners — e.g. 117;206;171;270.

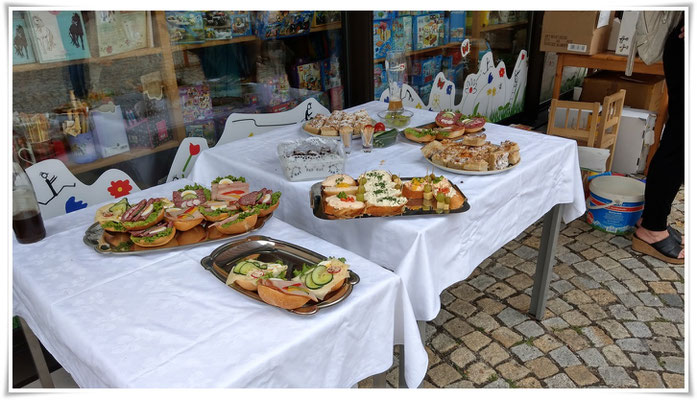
12;162;46;244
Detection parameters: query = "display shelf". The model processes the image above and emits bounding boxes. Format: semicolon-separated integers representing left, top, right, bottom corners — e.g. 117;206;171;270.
171;35;257;52
373;43;460;63
479;20;528;32
310;21;342;32
66;140;179;175
12;47;163;73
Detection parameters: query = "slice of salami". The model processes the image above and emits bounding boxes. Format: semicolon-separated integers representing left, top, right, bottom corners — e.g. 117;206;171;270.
238;191;261;206
463;117;486;131
121;200;146;222
435;110;460;128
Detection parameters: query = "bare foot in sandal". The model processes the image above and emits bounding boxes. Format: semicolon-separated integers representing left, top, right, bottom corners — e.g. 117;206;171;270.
637;218;684;246
634;226;685;263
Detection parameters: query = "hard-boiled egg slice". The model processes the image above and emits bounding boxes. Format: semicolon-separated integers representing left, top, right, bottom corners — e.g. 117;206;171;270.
140;203;154;217
180;190;197;197
148;226;167;235
218;178;233;185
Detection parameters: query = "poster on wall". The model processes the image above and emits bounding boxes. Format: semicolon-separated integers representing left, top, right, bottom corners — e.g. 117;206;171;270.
12;12;36;64
95;11;148;57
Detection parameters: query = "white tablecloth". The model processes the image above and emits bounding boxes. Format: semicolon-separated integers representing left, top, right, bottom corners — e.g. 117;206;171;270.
190;101;586;321
12;179;428;388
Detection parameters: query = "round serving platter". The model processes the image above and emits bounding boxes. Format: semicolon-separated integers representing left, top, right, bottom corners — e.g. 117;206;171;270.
426;157;519;176
300;123;361;140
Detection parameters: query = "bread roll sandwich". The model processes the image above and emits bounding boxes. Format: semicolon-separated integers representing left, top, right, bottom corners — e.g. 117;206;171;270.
403;127;436;143
236;189;281;217
164;206;204;231
129;221;176;247
322;174;358;196
324;192;365;219
257;279;319;310
291;258;350;300
226;259;288;291
198;200;235;222
460;132;487;146
173;184;210;208
211;210;259;235
434;125;466;140
121;198;166;231
95;198;130;232
211;176;248;203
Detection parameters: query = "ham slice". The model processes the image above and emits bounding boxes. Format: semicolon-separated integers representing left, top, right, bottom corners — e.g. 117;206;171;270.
260;279;318;302
130;221;172;237
209;213;242;228
212;182;249;202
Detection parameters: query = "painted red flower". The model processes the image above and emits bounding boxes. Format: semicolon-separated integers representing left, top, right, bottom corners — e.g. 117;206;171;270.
468;87;473;93
189;142;201;156
521;53;525;60
499;68;505;78
108;180;132;198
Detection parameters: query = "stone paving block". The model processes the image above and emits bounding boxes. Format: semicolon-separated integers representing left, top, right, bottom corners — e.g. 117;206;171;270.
608;304;636;321
467;312;500;333
513;245;538;260
649;281;676;294
504;240;521;251
674;282;684;294
582;326;614;347
515;261;536;276
445;380;476;388
633;268;659;282
562;226;583;236
441;290;456;306
607;248;632;260
623;321;652;338
450;283;484;303
629;353;663;371
515;320;545;338
533;334;563;353
510;344;543;362
557;252;583;265
598;320;631;339
489;264;516;279
607;266;637;281
553;264;576;280
544;373;577;388
616;292;643;308
659;307;684;323
491;326;523;348
480;342;509;367
662;373;684;388
677;323;684;338
659;356;684;374
466;362;497;385
447;299;478;318
609;236;632;248
623;278;649;292
443;318;474;339
484;378;510;388
567;241;590;253
425;324;437;341
604;280;630;295
499;253;524;268
486;282;517;300
449;347;476;369
516;377;542;388
541;317;569;330
569;276;601;290
634;371;665;388
496;360;530;381
525;356;559;379
597;366;638;388
492;248;507;258
655;268;680;281
549;345;581;367
431;333;458;353
595;256;620;269
476;297;506;316
551;279;575;294
561;310;592;327
563;290;594;305
505;273;534;291
555;328;590;351
616;338;649;353
577;348;608;367
650;322;680;338
602;345;634;367
428;363;462;387
506;294;531;312
572;260;597;274
432;309;455;327
586;289;618;305
546;298;573;315
577;303;608;320
497;307;527;327
463;331;492;352
468;274;497;291
676;340;684;352
619;258;645;269
578;232;603;245
586;268;616;283
592;241;618;253
659;294;683;308
636;292;663;307
673;267;685;279
522;236;540;250
633;306;661;322
580;247;602;260
565;365;599;386
643;255;668;268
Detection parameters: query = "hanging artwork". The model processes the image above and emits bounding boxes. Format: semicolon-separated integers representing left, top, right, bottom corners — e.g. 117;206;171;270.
95;11;147;57
379;43;529;122
12;12;36;65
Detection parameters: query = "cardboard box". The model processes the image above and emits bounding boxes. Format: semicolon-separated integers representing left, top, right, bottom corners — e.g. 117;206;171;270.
540;11;615;55
607;17;621;51
615;11;640;55
580;71;665;112
413;13;444;51
611;108;656;174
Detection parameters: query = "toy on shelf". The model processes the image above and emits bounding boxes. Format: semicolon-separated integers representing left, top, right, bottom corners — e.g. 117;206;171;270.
230;12;252;37
255;11;313;39
203;11;232;41
373;18;392;59
165;11;205;45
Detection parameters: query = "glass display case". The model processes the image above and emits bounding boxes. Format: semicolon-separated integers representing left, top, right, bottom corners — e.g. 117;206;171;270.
12;10;347;189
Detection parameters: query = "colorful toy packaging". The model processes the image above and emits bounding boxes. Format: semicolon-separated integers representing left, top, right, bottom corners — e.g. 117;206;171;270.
412;13;444;50
373;11;396;20
320;56;342;90
296;61;322;91
313;11;341;26
449;11;466;43
179;84;213;123
418;82;433;104
203;11;231;40
230;12;252;37
255;11;312;39
391;15;412;53
374;63;388;100
373;18;392;59
165;11;205;44
411;55;442;86
185;119;216;147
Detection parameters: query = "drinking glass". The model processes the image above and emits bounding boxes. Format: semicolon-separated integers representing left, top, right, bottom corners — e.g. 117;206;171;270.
340;129;352;154
361;126;374;153
385;51;407;112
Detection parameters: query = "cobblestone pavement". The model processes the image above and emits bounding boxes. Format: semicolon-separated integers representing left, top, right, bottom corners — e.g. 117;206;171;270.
360;188;684;389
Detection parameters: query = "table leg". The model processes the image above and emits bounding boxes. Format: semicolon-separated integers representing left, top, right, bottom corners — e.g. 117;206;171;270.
372;372;387;388
19;317;54;388
529;204;562;320
552;54;564;100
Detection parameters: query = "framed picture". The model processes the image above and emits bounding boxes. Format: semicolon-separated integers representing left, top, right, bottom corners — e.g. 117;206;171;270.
12;11;36;64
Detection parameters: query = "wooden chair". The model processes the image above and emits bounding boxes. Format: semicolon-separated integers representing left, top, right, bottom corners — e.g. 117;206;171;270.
547;89;626;171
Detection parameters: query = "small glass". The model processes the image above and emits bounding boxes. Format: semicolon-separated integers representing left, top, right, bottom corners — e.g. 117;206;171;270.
339;128;352;154
385;51;407;112
361;125;374;153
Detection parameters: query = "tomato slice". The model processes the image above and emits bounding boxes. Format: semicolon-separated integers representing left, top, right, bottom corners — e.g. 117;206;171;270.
374;122;386;132
222;190;245;196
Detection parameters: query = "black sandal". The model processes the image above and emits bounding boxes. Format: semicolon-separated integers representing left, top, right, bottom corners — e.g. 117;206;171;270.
632;234;684;265
635;224;684;246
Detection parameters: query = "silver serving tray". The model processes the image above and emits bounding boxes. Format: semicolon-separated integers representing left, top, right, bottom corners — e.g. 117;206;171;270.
200;235;359;315
309;177;470;220
83;214;271;255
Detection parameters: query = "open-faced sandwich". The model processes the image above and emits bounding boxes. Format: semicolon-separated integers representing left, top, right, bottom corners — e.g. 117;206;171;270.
198;200;236;222
458;114;487;133
211;176;249;202
165;205;204;231
421;137;520;172
358;170;408;217
173;184;210;208
237;189;281;217
226;258;288;291
129;220;176;247
324;191;365;219
121;198;166;231
210;210;259;235
94;198;130;232
403;127;436;143
322;173;358;196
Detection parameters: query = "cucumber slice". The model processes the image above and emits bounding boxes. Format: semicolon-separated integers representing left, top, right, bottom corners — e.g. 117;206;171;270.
238;261;259;275
109;198;129;214
182;193;197;201
304;272;322;289
311;266;333;286
232;260;246;274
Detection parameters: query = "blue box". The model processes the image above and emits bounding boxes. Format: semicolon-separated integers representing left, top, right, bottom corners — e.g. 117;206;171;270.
449;11;466;43
255;11;312;39
412;13;445;50
418;83;433;103
391;16;412;53
411;55;442;86
373;11;396;20
373;19;393;59
443;16;449;45
230;12;253;37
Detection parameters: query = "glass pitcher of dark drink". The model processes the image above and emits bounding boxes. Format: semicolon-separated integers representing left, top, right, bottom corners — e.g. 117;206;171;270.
13;162;46;244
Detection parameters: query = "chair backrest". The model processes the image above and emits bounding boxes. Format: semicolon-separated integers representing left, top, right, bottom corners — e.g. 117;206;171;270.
26;159;141;219
217;98;329;146
166;137;209;183
547;98;601;146
596;89;626;148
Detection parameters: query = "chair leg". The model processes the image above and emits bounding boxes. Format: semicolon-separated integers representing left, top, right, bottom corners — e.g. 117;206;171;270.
606;141;617;172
